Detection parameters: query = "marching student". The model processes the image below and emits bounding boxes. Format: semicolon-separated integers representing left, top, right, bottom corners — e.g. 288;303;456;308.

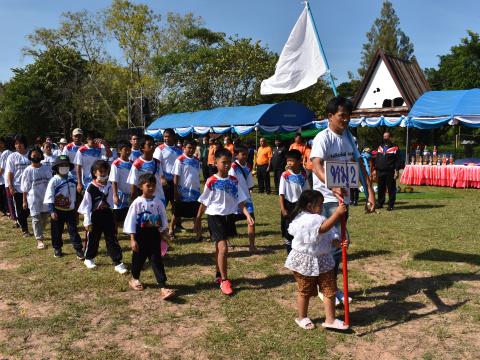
63;128;84;182
279;149;309;254
74;132;112;193
123;173;175;299
171;138;201;239
21;147;52;249
109;141;132;234
78;160;127;273
43;155;84;258
41;141;57;171
5;134;31;236
127;135;165;204
228;145;257;252
129;134;142;162
53;138;68;157
285;190;348;331
0;136;12;218
194;148;254;296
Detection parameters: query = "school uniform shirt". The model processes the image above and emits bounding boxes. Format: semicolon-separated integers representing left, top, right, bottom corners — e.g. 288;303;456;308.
153;144;183;181
41;154;57;172
228;160;254;214
126;157;165;203
123;196;168;234
74;144;106;189
108;158;132;209
171;154;201;202
5;152;31;192
20;164;52;215
62;142;82;180
78;181;114;227
129;148;142;162
0;149;12;186
310;127;358;204
52;148;64;157
198;175;248;216
279;169;309;203
44;174;77;211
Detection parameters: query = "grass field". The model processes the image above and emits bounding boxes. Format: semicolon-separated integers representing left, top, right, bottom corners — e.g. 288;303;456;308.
0;184;479;359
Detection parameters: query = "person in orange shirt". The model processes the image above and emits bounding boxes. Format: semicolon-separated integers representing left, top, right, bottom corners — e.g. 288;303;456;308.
256;138;273;194
207;138;218;178
223;136;234;155
289;134;306;157
303;140;314;188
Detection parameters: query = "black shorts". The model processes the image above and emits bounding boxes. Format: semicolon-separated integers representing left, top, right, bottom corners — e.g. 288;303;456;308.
113;208;129;223
233;212;255;222
163;180;174;208
174;201;200;218
207;214;237;242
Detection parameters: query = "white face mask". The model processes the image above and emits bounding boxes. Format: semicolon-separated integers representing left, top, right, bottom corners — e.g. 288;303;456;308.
58;166;69;175
97;175;109;182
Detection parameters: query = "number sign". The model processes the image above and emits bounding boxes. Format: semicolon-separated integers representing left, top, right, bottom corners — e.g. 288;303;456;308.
325;161;359;189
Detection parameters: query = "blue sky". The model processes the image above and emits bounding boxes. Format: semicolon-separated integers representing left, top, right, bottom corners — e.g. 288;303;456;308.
0;0;479;84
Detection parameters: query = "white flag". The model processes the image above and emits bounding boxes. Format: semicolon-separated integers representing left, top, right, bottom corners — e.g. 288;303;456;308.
260;6;327;95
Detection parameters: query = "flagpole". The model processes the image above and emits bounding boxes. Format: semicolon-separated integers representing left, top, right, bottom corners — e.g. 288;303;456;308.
305;1;338;96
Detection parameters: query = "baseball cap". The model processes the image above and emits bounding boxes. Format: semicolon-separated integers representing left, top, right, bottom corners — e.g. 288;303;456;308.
72;128;83;136
59;138;68;144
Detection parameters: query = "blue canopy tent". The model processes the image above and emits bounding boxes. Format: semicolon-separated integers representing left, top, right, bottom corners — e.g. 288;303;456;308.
145;101;317;139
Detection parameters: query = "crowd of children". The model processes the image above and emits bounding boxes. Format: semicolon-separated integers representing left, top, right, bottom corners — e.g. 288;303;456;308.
0;107;357;331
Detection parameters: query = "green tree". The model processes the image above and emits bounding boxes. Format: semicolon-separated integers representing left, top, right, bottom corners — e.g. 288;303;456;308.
425;31;480;90
0;47;88;139
358;0;414;77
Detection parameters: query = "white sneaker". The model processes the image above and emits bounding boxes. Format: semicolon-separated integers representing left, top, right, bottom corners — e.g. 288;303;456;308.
114;263;128;275
84;259;96;269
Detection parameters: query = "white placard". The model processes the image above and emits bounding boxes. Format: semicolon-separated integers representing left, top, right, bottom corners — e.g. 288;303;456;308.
325;161;359;189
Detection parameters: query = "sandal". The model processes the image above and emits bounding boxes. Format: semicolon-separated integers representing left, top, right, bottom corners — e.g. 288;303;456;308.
160;288;176;300
295;317;315;330
129;278;144;291
321;319;349;331
36;241;45;250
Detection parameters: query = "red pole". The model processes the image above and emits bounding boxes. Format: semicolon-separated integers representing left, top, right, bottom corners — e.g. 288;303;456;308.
340;212;350;326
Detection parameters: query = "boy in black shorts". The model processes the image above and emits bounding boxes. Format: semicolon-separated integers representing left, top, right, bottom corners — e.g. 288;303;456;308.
194;149;254;295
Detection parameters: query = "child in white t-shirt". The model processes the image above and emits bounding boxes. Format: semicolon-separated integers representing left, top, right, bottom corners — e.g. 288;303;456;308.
228;145;256;252
171;138;201;239
21;147;52;249
41;141;57;171
127;135;165;205
279;149;309;253
78;160;126;274
194;148;253;296
123;173;175;299
285;189;348;331
109;141;132;234
74;132;112;192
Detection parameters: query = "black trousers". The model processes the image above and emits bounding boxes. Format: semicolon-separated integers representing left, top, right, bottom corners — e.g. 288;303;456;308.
257;164;271;194
350;188;359;205
273;168;284;194
13;192;29;232
202;160;209;182
131;227;167;287
51;210;83;251
0;185;7;215
85;209;122;264
305;169;313;189
377;170;397;208
281;200;296;253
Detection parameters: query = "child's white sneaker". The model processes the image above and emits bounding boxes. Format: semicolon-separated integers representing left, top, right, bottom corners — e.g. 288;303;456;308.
318;290;341;306
84;259;96;269
114;263;128;275
336;290;352;305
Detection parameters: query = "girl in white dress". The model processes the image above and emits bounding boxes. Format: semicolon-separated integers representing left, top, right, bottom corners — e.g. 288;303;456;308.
285;190;348;331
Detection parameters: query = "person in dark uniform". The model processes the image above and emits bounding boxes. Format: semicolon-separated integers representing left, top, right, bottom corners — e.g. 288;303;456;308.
271;138;287;194
375;132;401;211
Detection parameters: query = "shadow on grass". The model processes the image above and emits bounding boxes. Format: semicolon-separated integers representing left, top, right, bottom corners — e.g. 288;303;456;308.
394;204;445;210
349;271;479;336
414;249;480;266
349;250;391;262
